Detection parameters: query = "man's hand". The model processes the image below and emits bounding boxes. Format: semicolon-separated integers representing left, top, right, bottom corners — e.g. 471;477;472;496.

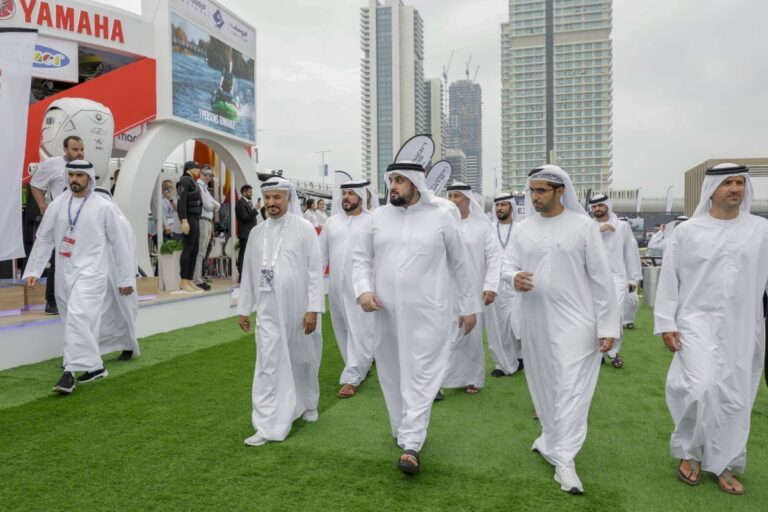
599;224;615;233
118;287;134;296
26;276;38;288
628;283;637;293
482;291;496;305
164;227;172;236
514;272;534;292
659;224;666;232
599;337;614;353
662;331;681;352
458;314;477;335
181;219;190;235
238;315;251;333
359;292;383;312
303;312;318;335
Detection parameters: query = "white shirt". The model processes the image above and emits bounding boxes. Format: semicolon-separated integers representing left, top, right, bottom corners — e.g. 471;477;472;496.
30;156;69;201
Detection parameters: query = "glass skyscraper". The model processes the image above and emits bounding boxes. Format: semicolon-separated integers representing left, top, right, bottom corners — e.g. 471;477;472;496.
361;0;426;192
501;0;613;192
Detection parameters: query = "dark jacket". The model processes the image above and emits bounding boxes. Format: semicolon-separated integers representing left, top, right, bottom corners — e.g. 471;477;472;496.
177;174;202;219
236;197;259;239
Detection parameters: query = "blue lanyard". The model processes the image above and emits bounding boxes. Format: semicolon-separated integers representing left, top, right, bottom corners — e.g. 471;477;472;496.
497;222;512;249
67;192;91;232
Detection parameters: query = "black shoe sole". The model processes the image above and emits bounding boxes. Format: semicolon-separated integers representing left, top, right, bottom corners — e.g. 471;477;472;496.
52;384;75;394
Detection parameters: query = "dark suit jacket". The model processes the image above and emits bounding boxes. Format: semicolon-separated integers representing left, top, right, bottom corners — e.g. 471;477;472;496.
236;197;259;240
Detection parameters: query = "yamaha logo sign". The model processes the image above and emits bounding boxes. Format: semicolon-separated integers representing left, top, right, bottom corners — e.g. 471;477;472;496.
0;0;16;20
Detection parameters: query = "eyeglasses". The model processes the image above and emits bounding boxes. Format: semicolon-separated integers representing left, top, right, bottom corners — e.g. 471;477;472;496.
528;187;555;195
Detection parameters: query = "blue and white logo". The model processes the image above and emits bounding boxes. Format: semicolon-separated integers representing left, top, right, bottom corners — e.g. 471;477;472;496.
32;45;71;69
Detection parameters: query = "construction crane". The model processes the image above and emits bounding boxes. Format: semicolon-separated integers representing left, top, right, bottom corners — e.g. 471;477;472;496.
473;65;480;82
442;49;454;85
465;55;472;80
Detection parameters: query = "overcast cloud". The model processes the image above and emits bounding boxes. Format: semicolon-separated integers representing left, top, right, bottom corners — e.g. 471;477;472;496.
105;0;768;196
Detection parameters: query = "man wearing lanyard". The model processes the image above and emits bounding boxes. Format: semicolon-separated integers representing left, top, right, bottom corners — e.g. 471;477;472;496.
485;193;524;377
194;166;220;290
28;135;85;314
23;161;135;394
238;177;324;446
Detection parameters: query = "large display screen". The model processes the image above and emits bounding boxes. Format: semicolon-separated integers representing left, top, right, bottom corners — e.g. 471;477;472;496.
170;11;255;143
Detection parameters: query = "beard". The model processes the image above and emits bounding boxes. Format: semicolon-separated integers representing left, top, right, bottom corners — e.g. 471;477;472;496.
390;189;413;206
342;198;361;212
496;210;510;221
69;182;84;192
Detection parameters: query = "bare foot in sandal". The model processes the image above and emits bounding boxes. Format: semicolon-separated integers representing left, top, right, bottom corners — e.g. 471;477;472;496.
337;383;356;399
718;470;745;495
677;459;700;486
465;385;479;395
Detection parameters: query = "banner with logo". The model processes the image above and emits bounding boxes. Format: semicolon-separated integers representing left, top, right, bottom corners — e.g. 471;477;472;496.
0;28;37;261
170;10;255;143
32;36;78;82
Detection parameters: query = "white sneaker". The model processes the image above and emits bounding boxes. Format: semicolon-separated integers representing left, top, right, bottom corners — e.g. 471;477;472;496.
302;409;318;422
243;432;268;446
554;462;584;495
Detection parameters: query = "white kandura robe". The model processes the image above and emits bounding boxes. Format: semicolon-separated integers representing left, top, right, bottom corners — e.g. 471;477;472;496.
353;196;479;452
596;216;641;358
647;230;666;257
484;221;522;374
23;192;134;372
623;289;640;326
238;212;325;442
319;211;375;386
443;215;500;388
98;199;139;356
503;209;619;466
654;213;768;474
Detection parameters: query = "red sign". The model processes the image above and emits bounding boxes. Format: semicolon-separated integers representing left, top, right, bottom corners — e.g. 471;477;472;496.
18;0;125;43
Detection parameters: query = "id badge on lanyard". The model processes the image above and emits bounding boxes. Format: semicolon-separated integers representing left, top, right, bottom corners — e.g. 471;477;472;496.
60;193;90;258
259;221;284;292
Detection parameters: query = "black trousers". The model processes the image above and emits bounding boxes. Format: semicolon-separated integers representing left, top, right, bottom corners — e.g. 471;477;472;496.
180;217;200;280
45;251;55;305
237;237;249;283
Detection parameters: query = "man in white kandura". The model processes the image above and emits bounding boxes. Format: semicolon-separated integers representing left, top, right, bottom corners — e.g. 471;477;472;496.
353;161;479;474
94;187;140;362
655;163;768;496
319;179;378;399
502;165;619;495
486;193;524;377
648;215;688;258
238;177;324;447
23;161;135;394
441;181;500;396
588;194;641;368
618;217;640;330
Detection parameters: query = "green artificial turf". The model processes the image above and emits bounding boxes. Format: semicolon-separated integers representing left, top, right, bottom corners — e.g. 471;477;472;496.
1;306;766;511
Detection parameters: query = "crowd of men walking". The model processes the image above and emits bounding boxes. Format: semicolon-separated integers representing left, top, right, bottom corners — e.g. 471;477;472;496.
23;145;767;497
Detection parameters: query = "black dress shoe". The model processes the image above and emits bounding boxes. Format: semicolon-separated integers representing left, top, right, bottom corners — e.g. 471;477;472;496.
625;323;635;330
491;369;506;378
434;390;445;401
117;350;133;361
45;302;59;315
517;358;524;371
196;281;211;291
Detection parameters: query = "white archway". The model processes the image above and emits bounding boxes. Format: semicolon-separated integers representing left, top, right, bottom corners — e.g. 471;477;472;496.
114;121;258;273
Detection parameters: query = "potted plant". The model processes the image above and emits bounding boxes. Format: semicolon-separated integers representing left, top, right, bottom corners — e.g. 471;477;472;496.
158;239;183;291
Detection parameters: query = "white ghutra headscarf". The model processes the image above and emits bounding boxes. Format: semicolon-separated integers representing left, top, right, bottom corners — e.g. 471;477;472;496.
524;164;587;218
260;176;302;216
